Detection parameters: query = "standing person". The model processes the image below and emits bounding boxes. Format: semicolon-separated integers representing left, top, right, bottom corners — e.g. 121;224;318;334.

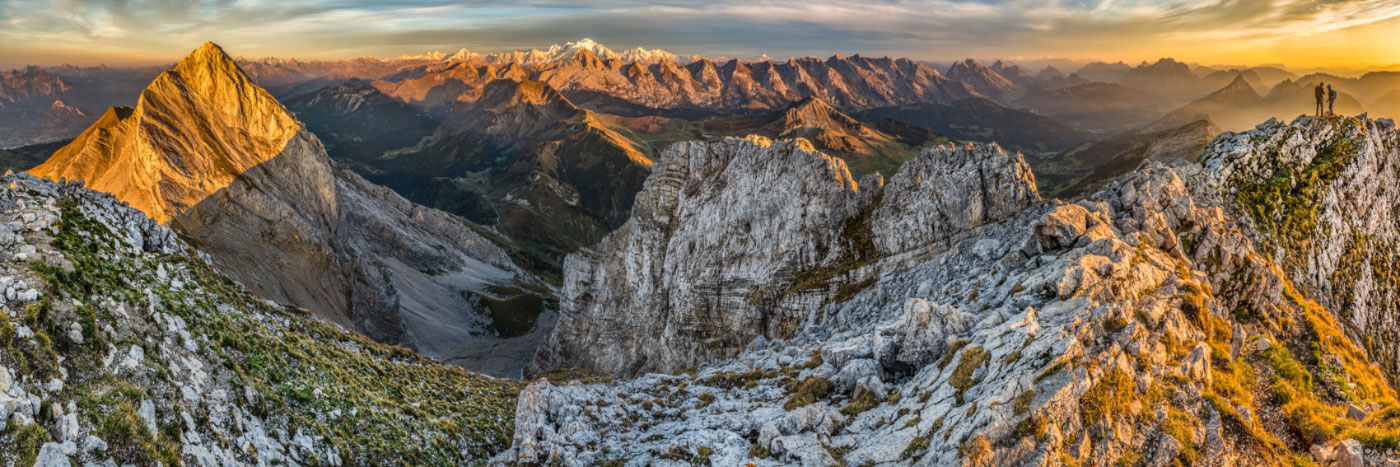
1328;85;1337;116
1315;82;1325;116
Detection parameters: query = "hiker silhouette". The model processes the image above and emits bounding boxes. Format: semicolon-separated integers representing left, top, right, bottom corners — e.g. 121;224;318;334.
1315;82;1325;116
1328;85;1337;116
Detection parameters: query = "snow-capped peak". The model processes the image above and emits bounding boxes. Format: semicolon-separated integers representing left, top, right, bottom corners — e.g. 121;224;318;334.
448;48;480;61
428;38;676;65
394;51;446;61
557;38;613;59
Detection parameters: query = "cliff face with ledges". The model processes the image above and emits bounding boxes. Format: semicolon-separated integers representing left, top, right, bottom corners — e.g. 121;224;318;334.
529;137;1039;378
869;142;1039;254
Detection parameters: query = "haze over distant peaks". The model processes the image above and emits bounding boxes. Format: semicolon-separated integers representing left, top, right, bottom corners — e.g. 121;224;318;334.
400;38;678;66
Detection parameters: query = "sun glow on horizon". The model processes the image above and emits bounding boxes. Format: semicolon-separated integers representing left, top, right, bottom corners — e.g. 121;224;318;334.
3;0;1400;71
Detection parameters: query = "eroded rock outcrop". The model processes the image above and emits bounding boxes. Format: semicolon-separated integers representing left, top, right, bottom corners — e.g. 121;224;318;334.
499;115;1400;466
529;136;1039;377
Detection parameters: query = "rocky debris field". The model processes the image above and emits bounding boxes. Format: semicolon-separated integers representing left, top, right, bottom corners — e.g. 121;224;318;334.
499;116;1400;466
0;172;522;466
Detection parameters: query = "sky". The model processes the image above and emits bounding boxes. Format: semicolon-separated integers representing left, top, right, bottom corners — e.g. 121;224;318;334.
4;0;1400;70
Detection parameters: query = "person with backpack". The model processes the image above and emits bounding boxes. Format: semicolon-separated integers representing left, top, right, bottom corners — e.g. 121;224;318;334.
1328;85;1338;116
1315;82;1325;116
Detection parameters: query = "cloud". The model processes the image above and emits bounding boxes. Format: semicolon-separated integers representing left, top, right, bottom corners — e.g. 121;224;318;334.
1;0;1399;67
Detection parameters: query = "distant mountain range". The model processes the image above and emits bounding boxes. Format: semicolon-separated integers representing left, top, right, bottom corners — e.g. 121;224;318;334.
0;65;159;147
5;38;1392;153
397;38;679;66
18;39;1384;281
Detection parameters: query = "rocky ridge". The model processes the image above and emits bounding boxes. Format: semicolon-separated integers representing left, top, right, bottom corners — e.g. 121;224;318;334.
1196;115;1400;382
0;173;521;465
500;115;1400;466
328;52;981;115
946;59;1019;100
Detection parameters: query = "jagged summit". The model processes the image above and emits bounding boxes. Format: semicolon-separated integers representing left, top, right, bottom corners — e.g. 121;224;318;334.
476;79;572;109
778;96;880;139
29;41;298;223
946;58;1016;98
1220;72;1257;94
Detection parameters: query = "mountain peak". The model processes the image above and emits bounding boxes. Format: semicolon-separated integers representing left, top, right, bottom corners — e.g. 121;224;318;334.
30;42;301;223
166;41;286;116
178;42;234;71
1200;73;1260;101
788;95;835;111
558;38;613;60
1224;73;1254;91
778;95;876;140
491;79;569;107
1036;65;1064;81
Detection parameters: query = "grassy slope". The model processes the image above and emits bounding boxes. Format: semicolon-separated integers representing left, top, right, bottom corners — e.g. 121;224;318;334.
0;195;521;465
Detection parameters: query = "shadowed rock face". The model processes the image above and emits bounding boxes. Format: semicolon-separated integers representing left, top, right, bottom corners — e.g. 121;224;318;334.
29;42;548;377
528;136;1039;378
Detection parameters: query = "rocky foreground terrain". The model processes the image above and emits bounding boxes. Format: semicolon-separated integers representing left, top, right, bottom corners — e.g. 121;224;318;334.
506;115;1400;465
0;173;521;465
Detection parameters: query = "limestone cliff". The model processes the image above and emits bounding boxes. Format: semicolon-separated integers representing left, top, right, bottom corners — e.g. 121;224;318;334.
528;136;1039;377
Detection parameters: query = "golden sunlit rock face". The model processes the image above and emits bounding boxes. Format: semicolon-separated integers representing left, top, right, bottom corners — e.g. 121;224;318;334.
29;42;299;223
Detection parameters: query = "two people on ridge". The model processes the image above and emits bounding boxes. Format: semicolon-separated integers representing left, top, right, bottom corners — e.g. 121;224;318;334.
1315;82;1338;116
